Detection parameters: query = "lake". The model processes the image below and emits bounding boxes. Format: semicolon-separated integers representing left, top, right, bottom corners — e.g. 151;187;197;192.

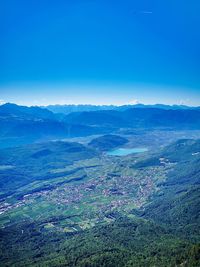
106;147;148;156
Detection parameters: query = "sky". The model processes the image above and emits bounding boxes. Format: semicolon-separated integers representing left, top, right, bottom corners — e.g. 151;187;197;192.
1;0;200;106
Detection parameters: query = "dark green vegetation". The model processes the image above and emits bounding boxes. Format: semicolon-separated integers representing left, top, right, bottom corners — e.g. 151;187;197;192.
88;134;128;151
1;217;199;267
0;141;97;201
0;104;200;266
138;140;200;241
0;135;200;266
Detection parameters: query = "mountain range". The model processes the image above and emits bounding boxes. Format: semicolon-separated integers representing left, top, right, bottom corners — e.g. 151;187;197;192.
43;103;200;114
0;103;200;149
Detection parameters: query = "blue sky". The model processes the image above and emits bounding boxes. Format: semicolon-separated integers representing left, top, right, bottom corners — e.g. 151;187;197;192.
1;0;200;106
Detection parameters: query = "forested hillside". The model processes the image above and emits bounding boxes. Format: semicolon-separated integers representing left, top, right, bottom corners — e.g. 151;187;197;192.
0;139;199;266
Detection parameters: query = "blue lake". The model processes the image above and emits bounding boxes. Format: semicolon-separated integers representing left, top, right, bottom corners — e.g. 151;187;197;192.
106;147;148;156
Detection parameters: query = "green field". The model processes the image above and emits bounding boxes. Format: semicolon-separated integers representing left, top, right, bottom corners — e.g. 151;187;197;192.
0;134;200;266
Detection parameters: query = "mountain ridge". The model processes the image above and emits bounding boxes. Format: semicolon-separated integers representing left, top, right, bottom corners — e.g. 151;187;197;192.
43;103;200;114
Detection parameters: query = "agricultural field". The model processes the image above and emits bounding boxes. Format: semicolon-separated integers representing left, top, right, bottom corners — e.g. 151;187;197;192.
0;132;200;267
0;150;171;231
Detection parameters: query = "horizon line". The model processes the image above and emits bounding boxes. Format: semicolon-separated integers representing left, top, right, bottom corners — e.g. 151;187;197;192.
1;102;199;108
